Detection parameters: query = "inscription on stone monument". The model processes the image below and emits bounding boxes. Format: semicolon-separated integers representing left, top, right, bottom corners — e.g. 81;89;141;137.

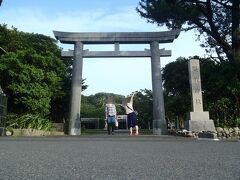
189;61;203;112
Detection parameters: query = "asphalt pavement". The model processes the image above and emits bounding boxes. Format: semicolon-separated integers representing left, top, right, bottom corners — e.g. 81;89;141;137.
0;135;239;180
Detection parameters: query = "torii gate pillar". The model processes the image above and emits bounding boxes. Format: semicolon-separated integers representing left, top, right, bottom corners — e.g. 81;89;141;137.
69;42;83;135
151;41;167;134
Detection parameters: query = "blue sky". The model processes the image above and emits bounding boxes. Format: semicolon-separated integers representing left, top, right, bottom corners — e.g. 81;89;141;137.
0;0;206;96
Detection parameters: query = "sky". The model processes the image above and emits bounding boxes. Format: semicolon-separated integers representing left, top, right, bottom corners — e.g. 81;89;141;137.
0;0;207;96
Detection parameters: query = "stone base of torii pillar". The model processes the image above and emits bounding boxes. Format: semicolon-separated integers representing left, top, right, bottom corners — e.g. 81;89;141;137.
185;59;216;132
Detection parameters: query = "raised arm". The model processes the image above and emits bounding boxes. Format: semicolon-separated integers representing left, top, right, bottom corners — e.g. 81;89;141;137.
126;91;138;104
129;91;138;105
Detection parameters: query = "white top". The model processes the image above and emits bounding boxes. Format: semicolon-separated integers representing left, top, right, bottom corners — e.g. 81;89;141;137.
123;91;138;114
124;102;134;114
105;103;117;117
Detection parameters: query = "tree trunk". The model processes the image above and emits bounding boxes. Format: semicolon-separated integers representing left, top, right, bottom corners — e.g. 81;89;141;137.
232;0;240;62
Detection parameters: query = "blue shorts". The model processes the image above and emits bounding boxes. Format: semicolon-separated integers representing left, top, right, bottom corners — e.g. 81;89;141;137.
127;112;138;128
107;115;116;124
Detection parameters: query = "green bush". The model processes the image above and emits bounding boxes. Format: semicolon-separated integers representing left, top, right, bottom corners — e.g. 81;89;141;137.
6;113;53;131
98;118;106;129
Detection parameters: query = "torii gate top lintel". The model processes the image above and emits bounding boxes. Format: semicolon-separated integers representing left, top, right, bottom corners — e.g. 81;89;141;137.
53;29;180;44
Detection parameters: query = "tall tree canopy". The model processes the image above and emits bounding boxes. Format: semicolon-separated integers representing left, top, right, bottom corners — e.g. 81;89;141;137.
137;0;240;63
0;24;67;117
0;24;88;126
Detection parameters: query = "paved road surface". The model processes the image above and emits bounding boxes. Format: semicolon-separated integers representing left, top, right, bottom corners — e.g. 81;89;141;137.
0;135;239;180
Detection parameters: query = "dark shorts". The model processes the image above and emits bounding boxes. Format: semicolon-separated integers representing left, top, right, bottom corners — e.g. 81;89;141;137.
127;112;138;128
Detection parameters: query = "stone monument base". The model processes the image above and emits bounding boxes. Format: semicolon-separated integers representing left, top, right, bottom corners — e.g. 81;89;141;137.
185;111;216;132
185;119;216;132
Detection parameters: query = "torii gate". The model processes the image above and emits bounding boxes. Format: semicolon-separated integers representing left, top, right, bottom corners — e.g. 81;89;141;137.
53;30;180;135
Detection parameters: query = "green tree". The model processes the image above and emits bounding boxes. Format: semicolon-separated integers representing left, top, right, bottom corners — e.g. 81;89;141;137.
134;89;153;129
82;93;125;116
0;50;64;115
137;0;240;63
0;24;88;125
0;24;68;127
80;93;124;129
162;57;191;127
203;61;240;126
162;57;240;127
0;24;60;56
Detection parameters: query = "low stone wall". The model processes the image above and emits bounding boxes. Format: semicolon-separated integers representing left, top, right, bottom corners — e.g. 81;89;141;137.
11;129;64;136
168;127;240;140
215;127;240;140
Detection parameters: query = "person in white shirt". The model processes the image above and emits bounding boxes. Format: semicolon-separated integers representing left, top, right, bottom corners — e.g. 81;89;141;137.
105;96;117;135
122;91;139;136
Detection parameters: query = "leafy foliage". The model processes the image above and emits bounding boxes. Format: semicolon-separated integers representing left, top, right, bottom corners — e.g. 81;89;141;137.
80;91;154;129
134;89;153;129
0;50;64;115
162;57;191;127
81;93;124;116
162;57;240;127
0;24;71;128
203;61;240;127
80;93;124;129
137;0;240;63
7;113;53;131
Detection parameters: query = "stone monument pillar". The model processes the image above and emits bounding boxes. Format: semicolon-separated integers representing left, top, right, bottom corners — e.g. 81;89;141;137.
69;41;83;135
150;41;167;135
185;59;215;132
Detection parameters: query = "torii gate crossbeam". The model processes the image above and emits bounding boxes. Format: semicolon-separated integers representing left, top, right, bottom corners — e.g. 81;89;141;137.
61;49;171;58
53;30;180;135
